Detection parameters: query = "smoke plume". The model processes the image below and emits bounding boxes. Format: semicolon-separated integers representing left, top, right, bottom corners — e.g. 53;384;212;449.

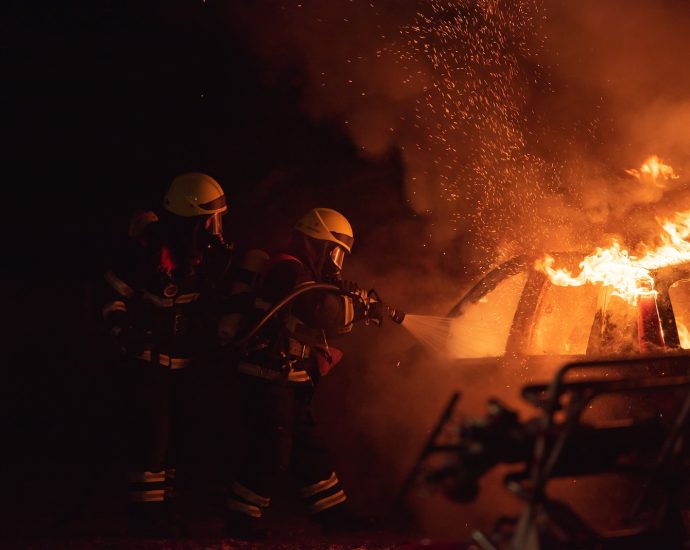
227;0;690;264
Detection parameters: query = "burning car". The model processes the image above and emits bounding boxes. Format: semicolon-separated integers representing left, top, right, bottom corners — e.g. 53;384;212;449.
442;158;690;373
419;244;690;428
446;252;690;362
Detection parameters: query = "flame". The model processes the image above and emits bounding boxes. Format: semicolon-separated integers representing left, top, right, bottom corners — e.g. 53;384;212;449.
537;207;690;305
625;155;679;187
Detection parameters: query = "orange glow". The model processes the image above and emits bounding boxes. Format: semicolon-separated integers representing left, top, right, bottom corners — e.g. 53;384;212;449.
625;155;679;187
637;291;665;351
537;158;690;305
678;322;690;349
448;271;528;358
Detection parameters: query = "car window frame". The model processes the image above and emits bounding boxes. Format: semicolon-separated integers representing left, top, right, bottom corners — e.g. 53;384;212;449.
448;253;597;359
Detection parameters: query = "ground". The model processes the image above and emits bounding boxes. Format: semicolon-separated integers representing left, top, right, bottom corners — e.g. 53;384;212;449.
0;462;429;549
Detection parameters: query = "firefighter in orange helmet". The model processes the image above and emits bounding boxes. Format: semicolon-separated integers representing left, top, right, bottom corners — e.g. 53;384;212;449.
100;173;232;537
223;208;383;539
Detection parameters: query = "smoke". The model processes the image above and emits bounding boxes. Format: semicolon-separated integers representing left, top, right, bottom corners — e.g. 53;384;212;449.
227;0;690;262
224;0;551;264
535;0;690;251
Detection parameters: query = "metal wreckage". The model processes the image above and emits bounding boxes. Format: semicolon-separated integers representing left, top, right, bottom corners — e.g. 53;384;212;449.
403;354;690;550
400;249;690;549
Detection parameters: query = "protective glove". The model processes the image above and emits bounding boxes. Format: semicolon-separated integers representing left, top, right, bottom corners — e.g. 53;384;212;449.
367;298;385;326
340;281;385;325
340;280;370;308
362;289;385;326
339;280;362;295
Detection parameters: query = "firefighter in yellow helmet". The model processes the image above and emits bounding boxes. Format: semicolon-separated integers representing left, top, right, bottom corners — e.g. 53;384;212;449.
223;208;383;539
100;173;232;537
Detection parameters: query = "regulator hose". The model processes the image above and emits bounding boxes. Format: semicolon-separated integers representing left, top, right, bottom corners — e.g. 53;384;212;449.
236;283;340;347
236;282;405;347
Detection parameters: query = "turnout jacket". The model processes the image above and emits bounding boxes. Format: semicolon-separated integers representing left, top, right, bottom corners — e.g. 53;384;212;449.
241;254;365;384
101;219;228;369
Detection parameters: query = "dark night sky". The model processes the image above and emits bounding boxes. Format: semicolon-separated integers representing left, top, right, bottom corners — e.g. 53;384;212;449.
6;1;410;284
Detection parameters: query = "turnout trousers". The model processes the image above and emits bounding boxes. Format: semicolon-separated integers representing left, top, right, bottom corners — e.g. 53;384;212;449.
123;358;195;523
225;373;347;521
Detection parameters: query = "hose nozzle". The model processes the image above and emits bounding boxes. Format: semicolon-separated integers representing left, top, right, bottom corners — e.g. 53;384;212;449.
388;307;406;325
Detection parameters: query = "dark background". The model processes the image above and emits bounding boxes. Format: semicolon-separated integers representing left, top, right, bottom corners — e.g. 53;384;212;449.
6;1;416;279
3;0;434;538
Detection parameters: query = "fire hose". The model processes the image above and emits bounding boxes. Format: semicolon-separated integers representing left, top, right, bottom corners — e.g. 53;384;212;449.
236;282;405;347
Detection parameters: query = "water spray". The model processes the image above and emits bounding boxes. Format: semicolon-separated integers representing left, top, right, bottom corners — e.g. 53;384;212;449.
400;314;453;354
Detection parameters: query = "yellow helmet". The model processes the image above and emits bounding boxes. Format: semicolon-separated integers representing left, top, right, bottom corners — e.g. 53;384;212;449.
163;173;228;217
294;208;354;253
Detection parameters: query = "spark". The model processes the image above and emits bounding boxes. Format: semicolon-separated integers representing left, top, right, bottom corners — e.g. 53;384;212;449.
386;0;554;252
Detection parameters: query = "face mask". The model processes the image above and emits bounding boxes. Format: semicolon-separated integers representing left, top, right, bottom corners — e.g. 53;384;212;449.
204;212;224;236
330;245;346;270
196;214;233;255
322;245;347;283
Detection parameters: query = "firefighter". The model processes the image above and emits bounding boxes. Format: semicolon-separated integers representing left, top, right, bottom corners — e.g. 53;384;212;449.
100;172;232;537
224;207;383;539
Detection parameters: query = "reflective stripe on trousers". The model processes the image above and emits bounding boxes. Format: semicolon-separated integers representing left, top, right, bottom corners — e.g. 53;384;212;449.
165;467;176;499
136;350;193;369
128;470;166;503
226;481;271;518
299;472;347;514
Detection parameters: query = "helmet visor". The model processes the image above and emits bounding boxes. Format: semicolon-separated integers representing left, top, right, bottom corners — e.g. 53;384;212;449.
331;231;353;252
199;194;227;212
330;245;347;270
205;212;224;236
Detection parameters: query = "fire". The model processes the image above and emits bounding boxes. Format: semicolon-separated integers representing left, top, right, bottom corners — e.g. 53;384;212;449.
625;155;679;187
537;205;690;305
535;241;655;304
